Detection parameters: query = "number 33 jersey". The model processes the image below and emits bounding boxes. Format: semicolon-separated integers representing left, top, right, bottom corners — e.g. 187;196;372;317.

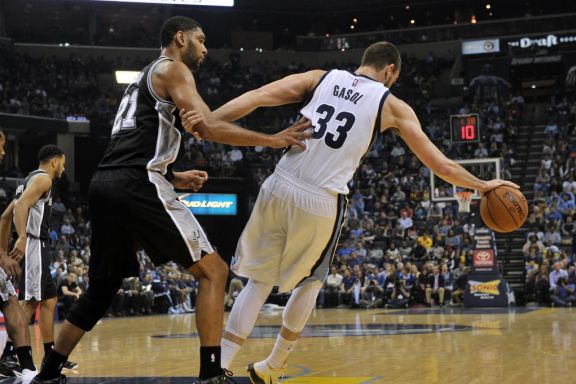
98;56;184;177
277;69;390;195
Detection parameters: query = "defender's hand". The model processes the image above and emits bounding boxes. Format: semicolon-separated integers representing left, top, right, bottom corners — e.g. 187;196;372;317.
9;237;26;263
269;118;312;149
0;251;21;282
179;109;204;140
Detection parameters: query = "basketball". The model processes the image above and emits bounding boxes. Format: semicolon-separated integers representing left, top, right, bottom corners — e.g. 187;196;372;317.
480;186;528;233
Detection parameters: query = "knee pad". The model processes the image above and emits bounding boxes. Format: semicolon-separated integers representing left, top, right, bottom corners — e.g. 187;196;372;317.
67;278;123;331
225;279;273;339
282;282;322;334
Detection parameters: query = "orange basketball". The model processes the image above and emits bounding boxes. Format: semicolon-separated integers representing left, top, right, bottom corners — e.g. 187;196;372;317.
480;186;528;233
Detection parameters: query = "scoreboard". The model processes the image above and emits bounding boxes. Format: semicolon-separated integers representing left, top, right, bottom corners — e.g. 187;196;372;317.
450;113;480;143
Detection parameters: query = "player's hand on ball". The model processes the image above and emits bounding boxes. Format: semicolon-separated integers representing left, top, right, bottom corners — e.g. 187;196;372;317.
479;179;520;196
271;117;313;149
179;109;204;140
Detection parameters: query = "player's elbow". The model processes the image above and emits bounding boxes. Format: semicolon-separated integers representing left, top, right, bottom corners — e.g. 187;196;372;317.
12;200;23;215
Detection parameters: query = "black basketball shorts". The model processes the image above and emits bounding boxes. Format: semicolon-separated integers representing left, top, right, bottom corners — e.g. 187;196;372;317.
88;168;214;279
19;238;57;301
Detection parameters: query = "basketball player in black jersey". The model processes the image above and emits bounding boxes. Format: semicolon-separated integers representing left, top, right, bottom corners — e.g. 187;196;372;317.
0;131;39;381
33;16;310;384
0;146;71;378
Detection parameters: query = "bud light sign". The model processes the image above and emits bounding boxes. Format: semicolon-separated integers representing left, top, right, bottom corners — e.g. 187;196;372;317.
179;193;237;215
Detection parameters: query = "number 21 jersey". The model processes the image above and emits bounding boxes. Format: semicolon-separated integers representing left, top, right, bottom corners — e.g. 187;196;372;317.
276;69;390;195
98;56;184;177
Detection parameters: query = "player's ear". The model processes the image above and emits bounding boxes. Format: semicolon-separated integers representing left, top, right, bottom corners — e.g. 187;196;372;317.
175;31;186;47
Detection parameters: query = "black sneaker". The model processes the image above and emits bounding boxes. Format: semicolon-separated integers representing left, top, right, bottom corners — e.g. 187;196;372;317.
62;361;78;370
0;355;20;377
194;370;238;384
30;374;67;383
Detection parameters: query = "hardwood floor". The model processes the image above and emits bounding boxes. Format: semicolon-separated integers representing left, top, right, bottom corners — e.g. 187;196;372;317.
9;306;574;383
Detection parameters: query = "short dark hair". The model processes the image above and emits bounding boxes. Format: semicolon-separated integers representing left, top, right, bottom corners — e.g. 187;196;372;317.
38;145;64;163
160;16;202;48
361;42;401;71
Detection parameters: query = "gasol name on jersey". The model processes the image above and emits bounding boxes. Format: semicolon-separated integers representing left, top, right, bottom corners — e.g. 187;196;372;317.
332;85;364;104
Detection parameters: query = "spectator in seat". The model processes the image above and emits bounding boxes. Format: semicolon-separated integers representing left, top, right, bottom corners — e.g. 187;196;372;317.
549;262;568;291
425;266;445;306
139;273;155;315
398;211;413;230
550;277;576;307
360;278;384;309
522;235;545;258
318;267;343;309
441;264;453;303
535;265;551;305
338;269;357;307
385;241;401;263
58;272;82;317
224;273;245;311
451;267;469;305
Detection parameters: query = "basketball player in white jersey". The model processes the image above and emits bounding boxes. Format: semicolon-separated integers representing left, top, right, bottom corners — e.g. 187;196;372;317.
181;41;519;384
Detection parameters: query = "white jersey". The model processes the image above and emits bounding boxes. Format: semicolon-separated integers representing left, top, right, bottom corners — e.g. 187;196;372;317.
276;69;390;195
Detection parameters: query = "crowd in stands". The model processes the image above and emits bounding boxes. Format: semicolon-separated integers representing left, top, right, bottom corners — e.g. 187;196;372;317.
525;93;576;307
3;45;573;315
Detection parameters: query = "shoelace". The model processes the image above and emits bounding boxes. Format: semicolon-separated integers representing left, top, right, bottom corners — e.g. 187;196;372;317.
223;369;239;384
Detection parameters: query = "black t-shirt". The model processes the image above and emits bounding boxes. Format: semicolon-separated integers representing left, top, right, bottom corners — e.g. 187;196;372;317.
58;280;78;296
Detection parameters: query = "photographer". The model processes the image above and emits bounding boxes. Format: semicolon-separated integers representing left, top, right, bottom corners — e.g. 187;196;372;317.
550;277;576;307
386;275;411;308
360;277;384;309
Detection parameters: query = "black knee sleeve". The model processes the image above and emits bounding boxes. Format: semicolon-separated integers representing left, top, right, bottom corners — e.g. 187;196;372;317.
67;277;123;331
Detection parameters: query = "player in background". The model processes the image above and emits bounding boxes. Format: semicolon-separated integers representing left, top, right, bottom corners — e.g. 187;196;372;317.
0;132;39;381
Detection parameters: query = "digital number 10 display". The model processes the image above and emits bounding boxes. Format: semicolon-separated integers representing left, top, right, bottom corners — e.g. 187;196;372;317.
450;114;480;143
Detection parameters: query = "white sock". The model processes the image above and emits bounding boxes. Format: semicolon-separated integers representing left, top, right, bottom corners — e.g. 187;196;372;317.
221;338;242;370
266;334;297;369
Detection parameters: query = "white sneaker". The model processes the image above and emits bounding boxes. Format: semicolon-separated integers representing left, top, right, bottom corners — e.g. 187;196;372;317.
247;360;286;384
168;306;179;315
20;369;38;384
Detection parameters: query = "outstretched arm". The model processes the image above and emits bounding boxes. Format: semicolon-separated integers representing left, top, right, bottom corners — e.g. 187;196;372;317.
212;70;325;122
380;95;519;194
152;60;310;148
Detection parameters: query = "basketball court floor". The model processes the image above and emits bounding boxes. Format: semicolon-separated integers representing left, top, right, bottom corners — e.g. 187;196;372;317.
1;306;573;383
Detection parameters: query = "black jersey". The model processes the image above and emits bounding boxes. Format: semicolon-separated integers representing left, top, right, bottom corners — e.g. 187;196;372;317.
14;170;52;241
98;56;185;178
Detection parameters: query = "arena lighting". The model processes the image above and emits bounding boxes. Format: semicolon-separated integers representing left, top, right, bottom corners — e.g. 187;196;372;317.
83;0;233;6
115;70;140;84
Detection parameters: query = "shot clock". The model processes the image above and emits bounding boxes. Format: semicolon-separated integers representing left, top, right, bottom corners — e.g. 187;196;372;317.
450;113;480;143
